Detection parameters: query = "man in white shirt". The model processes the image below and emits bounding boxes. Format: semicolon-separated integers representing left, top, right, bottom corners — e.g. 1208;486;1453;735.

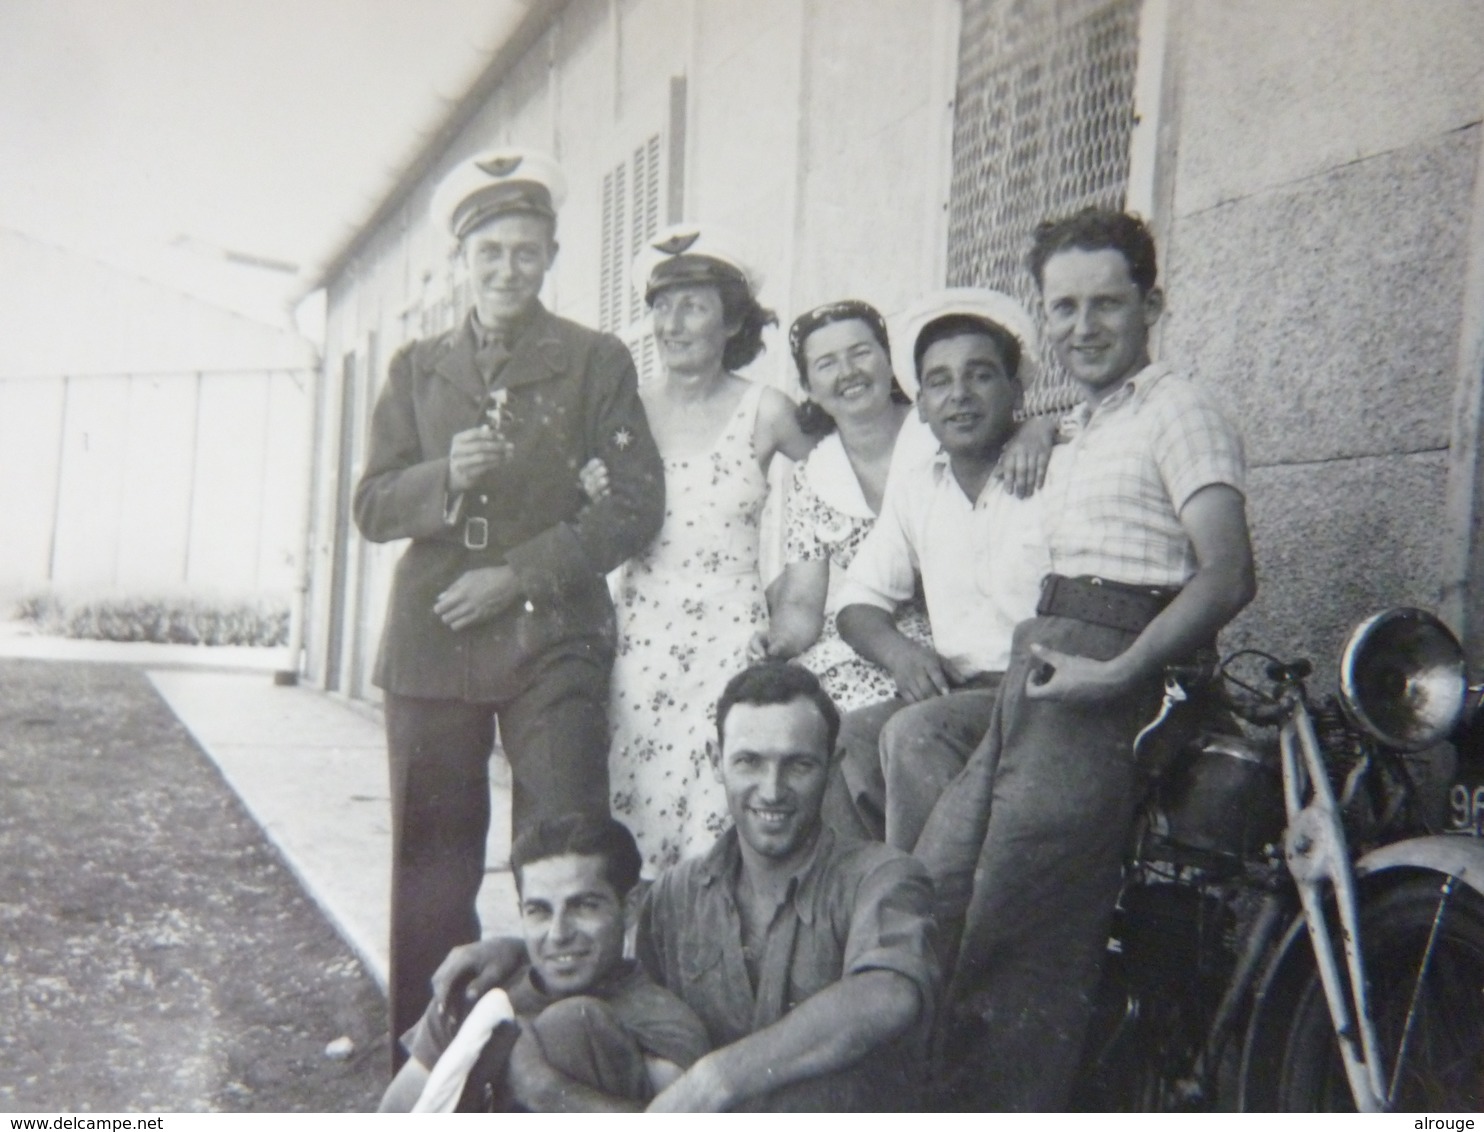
827;290;1049;852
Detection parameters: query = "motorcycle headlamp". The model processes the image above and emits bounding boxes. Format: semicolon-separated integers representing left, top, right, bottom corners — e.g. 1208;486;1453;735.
1338;607;1467;751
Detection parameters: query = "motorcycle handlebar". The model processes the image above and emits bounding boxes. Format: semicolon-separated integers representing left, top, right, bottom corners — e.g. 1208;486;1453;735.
1158;652;1309;729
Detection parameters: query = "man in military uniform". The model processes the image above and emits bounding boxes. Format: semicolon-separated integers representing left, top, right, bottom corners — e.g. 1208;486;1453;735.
353;148;665;1065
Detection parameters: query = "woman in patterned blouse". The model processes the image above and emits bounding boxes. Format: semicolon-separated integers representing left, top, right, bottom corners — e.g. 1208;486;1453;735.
749;301;937;712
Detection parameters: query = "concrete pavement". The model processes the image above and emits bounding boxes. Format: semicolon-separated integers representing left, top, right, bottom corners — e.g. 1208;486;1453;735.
0;623;519;993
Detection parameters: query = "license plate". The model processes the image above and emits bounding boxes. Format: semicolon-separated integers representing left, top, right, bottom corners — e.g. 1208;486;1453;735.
1447;769;1484;836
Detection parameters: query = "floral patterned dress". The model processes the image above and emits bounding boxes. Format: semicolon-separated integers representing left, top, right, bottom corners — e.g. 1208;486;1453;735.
787;425;935;713
609;380;769;872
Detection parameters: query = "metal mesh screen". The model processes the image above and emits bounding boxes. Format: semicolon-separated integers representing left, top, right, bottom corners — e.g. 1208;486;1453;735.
949;0;1142;414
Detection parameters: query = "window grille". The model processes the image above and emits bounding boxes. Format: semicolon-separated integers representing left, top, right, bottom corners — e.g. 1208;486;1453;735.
600;134;664;383
949;0;1142;414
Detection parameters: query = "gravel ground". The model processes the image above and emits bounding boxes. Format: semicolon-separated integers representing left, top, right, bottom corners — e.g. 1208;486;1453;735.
0;659;388;1112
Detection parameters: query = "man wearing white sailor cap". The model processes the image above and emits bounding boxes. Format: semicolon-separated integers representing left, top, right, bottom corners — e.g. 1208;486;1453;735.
827;288;1054;854
354;146;665;1068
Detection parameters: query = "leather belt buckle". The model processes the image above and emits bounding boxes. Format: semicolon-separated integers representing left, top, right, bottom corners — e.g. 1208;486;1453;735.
463;517;489;551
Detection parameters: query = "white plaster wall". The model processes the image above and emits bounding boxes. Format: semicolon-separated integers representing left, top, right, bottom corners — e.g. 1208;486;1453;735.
113;375;197;591
790;0;956;327
1;370;307;603
0;379;66;595
49;376;131;591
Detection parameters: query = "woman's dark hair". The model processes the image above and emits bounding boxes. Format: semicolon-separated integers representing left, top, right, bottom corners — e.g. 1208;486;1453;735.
787;301;911;436
1027;207;1159;296
715;661;841;757
913;314;1023;382
795;399;839;437
510;813;642;898
716;279;777;371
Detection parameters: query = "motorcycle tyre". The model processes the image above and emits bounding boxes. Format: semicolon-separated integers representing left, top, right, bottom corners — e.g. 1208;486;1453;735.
1246;874;1484;1111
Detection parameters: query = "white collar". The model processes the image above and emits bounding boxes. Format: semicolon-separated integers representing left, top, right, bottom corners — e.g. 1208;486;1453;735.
802;432;874;520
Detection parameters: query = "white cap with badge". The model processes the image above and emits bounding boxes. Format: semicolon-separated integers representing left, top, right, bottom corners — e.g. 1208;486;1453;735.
431;148;568;240
631;223;761;304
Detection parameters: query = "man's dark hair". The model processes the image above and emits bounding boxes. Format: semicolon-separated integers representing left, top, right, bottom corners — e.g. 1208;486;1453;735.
913;314;1023;383
715;661;841;756
510;813;642;898
1027;207;1159;295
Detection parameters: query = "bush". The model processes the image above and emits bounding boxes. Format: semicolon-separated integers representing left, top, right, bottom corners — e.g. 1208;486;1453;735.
12;593;290;647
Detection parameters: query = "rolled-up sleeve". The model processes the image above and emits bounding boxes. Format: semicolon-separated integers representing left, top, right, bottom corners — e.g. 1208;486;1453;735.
835;476;917;613
842;853;940;1021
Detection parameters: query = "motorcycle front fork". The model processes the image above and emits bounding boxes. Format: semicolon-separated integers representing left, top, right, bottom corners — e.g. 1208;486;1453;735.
1278;694;1388;1111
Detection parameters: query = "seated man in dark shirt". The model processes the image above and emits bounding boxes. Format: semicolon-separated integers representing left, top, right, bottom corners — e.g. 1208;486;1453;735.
433;662;940;1111
379;813;708;1112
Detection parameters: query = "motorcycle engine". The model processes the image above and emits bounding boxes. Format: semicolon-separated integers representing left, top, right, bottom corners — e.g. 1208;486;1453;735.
1148;730;1285;861
1076;873;1241;1110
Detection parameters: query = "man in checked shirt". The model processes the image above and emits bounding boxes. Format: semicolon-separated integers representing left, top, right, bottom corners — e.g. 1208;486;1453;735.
915;208;1257;1110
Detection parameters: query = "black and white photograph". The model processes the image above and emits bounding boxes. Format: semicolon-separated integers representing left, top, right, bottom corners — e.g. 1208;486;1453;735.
2;0;1483;1116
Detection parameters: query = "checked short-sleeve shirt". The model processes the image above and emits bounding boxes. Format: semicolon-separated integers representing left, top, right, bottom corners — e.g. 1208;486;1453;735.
1042;362;1246;587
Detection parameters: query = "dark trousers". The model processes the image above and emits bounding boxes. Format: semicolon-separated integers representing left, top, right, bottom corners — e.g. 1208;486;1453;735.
384;653;612;1069
914;615;1163;1111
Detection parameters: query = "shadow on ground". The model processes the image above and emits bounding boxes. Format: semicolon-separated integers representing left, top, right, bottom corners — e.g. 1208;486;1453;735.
0;659;387;1112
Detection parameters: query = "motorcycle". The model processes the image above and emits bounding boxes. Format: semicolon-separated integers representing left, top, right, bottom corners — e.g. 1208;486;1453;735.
1073;606;1484;1112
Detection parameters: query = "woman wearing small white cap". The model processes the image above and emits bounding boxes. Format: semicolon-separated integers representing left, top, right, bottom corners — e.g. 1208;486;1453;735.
600;223;814;872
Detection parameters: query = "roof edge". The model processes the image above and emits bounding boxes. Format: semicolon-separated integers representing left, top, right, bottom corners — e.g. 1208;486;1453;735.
301;0;573;298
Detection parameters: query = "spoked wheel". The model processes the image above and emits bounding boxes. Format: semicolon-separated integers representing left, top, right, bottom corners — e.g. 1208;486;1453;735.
1269;876;1484;1111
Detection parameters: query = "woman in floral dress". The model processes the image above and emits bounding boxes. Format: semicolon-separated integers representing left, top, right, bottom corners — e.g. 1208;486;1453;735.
603;225;813;872
749;301;936;712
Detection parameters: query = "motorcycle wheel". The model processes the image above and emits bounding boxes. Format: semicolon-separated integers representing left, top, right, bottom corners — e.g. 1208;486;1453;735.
1268;875;1484;1111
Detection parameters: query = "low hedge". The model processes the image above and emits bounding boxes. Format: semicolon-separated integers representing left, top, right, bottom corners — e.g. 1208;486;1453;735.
13;593;290;647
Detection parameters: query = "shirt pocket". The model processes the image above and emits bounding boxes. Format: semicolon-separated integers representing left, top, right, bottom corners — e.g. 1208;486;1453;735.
679;939;724;985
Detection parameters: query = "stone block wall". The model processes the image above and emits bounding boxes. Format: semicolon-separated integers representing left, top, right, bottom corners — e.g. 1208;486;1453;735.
1159;0;1484;685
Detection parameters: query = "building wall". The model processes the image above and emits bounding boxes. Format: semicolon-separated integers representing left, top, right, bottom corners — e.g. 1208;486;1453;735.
1156;0;1484;681
0;229;317;612
306;0;957;697
0;369;310;603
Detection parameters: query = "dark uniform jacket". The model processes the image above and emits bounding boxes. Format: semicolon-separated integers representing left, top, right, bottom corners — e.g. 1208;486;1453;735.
353;303;664;701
